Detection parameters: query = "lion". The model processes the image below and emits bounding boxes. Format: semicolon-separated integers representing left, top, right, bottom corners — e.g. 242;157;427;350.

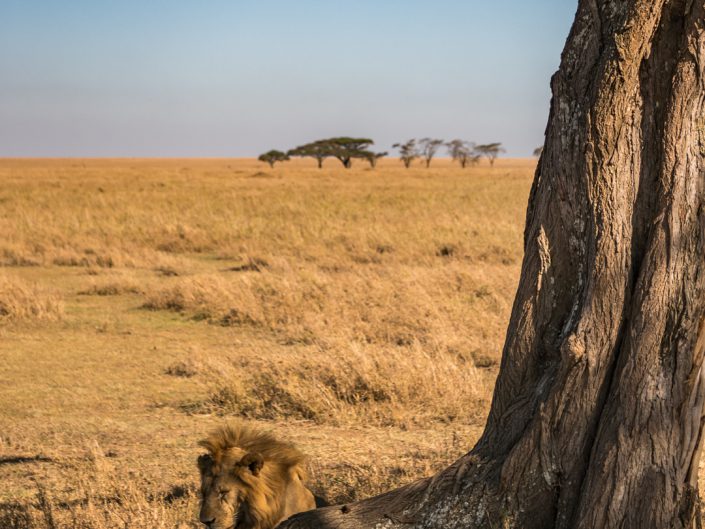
197;423;317;529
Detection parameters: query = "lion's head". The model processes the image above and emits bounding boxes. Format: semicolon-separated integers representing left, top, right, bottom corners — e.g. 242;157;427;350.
197;424;316;529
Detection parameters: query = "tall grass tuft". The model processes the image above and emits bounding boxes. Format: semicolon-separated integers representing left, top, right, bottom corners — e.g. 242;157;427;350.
0;275;63;322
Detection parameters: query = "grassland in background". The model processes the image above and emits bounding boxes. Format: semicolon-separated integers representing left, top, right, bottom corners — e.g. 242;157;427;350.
0;158;531;528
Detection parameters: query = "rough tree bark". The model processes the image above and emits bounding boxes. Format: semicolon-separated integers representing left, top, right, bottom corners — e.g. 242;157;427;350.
280;1;705;527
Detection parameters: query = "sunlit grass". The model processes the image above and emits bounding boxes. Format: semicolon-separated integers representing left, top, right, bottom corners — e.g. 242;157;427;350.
0;157;532;528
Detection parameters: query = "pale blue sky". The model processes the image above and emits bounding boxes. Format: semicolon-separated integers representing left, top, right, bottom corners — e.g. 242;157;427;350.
0;1;576;157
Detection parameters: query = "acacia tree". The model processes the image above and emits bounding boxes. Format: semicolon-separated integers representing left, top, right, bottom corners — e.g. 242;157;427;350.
288;138;376;169
392;139;420;168
446;139;480;168
257;150;289;168
418;138;444;168
287;141;331;169
475;142;505;166
362;151;388;168
281;2;705;528
324;137;375;168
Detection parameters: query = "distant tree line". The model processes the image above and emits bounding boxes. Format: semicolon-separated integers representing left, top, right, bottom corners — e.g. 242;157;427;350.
392;139;506;168
258;137;387;169
259;137;525;169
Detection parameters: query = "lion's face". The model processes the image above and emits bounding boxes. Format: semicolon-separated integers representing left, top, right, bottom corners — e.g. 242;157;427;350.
197;449;264;529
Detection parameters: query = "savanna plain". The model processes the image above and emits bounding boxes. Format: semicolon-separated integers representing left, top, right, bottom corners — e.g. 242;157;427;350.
2;158;691;528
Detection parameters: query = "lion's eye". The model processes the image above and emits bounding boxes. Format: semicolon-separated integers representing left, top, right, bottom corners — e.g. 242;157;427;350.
219;489;230;496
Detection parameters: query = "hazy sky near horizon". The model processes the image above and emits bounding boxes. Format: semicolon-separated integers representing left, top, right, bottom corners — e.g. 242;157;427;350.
1;1;576;157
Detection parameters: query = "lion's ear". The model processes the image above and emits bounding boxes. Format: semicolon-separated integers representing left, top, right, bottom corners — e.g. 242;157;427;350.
240;452;264;476
197;453;214;474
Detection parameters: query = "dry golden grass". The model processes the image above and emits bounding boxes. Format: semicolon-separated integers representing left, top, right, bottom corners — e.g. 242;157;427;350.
78;271;144;297
0;157;532;528
0;273;63;321
193;342;485;427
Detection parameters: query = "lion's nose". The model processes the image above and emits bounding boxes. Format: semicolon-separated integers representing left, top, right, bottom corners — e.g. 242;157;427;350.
200;517;215;527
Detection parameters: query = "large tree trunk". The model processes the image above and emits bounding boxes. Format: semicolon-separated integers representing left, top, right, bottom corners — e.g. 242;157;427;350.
280;1;705;528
